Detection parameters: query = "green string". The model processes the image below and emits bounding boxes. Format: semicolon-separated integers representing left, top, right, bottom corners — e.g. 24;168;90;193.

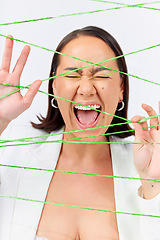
1;124;160;147
0;123;160;145
0;163;160;182
1;139;160;148
59;140;160;145
90;0;160;11
1;64;160;102
41;66;160;87
0;80;160;124
0;2;160;216
1;34;160;89
0;122;129;143
0;89;129;123
0;1;159;27
0;34;159;69
0;21;159;145
90;0;160;6
0;71;160;146
0;194;159;218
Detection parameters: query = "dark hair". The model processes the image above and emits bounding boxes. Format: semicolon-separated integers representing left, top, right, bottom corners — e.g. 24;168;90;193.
31;26;134;138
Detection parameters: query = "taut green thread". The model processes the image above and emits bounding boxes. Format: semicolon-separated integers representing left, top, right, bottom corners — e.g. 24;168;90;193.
0;163;160;182
1;34;160;88
0;124;160;145
0;1;160;222
0;1;159;27
90;0;160;6
1;66;160;102
0;87;129;123
90;0;160;11
1;140;160;148
1;81;160;124
0;122;130;143
0;194;160;218
58;140;160;145
1;124;160;146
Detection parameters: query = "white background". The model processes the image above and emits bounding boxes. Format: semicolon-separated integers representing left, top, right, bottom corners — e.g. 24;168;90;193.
0;0;160;127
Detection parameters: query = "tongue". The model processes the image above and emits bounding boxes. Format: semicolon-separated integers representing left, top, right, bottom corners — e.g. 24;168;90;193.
76;110;99;125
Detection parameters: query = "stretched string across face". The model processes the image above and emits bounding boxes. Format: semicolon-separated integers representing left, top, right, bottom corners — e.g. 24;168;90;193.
0;26;160;240
32;26;133;139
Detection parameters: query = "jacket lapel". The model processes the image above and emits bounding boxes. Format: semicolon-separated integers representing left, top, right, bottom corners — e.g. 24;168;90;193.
110;136;142;240
9;129;63;240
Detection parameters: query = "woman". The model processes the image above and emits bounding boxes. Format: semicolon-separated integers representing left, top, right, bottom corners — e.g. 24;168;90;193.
0;26;160;240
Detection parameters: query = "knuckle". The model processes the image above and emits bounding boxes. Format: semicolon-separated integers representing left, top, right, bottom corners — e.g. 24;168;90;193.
18;58;24;66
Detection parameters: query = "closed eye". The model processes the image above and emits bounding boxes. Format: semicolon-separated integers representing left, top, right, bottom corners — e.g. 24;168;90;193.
65;75;80;78
93;74;111;79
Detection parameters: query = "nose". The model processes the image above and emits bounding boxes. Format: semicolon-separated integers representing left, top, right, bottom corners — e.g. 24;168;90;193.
77;77;96;97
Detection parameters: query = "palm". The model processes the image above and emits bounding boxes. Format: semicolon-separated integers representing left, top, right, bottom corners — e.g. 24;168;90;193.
0;36;41;122
134;130;160;179
132;103;160;179
0;71;24;120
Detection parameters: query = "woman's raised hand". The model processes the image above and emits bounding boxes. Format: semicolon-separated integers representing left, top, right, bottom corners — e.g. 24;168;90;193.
0;36;42;131
132;103;160;199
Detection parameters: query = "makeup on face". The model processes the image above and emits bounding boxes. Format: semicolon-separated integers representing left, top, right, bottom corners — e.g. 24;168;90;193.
64;67;112;80
53;36;123;138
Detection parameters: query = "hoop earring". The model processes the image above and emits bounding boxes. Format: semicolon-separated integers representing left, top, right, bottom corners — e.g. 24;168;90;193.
51;98;59;108
117;100;124;111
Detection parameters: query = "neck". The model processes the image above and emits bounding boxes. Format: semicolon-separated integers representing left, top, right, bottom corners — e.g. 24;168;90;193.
61;128;111;166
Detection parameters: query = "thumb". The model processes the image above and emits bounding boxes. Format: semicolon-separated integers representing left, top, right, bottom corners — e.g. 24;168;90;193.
131;115;147;143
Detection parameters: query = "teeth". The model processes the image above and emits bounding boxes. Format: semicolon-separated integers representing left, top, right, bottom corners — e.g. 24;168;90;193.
74;105;101;110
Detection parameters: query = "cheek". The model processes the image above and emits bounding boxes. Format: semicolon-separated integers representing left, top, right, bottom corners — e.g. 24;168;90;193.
54;78;76;101
101;82;120;98
54;79;76;121
100;84;121;110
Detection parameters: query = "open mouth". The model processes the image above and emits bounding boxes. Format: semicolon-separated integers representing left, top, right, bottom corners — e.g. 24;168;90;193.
74;104;101;126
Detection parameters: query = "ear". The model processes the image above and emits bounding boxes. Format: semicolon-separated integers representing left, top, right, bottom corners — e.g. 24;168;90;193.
52;72;57;100
52;80;56;92
119;78;124;100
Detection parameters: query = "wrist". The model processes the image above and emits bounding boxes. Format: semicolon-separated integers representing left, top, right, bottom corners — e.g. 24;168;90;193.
0;119;10;135
140;174;160;199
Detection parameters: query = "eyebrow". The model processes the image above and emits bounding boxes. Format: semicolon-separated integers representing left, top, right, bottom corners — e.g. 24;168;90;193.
64;66;111;75
64;67;82;74
92;67;111;75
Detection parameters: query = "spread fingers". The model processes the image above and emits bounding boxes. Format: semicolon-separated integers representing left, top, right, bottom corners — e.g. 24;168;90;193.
1;35;14;72
12;45;30;79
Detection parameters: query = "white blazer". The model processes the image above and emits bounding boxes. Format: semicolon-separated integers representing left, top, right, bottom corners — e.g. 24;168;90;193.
0;124;160;240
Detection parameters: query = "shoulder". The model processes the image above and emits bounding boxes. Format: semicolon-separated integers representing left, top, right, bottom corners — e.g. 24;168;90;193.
0;123;64;148
0;123;63;152
0;123;63;164
1;123;47;140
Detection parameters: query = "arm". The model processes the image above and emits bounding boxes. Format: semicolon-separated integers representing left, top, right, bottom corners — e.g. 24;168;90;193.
131;103;160;238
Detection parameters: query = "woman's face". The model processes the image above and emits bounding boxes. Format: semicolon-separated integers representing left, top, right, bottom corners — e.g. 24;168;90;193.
52;36;124;141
